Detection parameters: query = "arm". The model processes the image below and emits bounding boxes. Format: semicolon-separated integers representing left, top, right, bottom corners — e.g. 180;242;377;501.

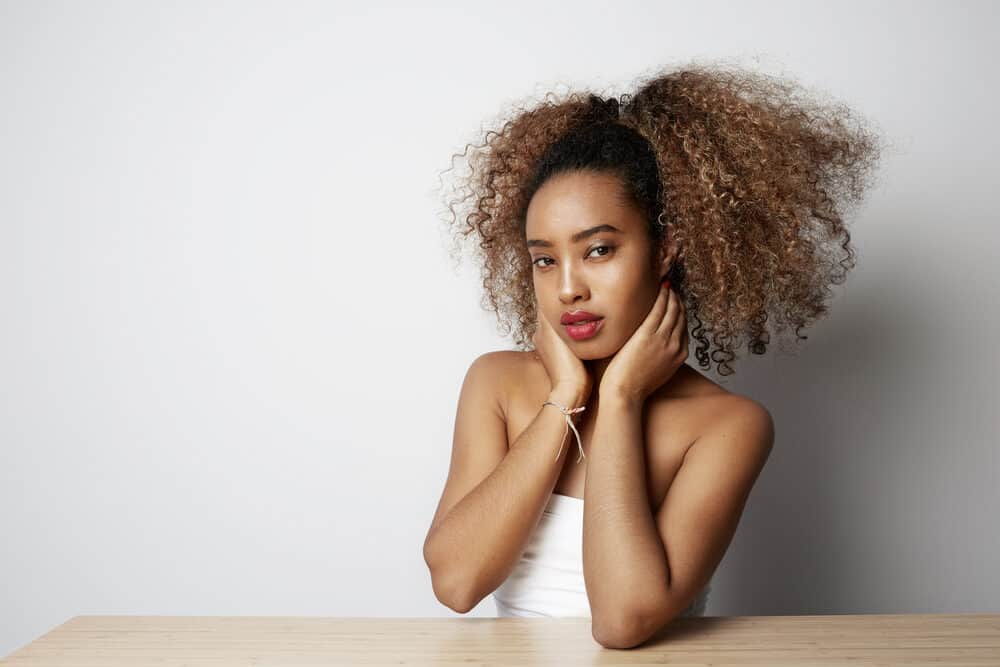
584;394;774;649
581;390;669;643
423;352;588;613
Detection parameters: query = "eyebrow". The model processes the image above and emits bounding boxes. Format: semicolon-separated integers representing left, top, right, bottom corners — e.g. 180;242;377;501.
526;224;623;248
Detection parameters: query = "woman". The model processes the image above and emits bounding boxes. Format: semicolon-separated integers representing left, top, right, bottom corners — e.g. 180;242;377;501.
423;61;883;649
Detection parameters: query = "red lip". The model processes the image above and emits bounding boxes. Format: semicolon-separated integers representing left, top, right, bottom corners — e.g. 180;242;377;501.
564;318;604;341
560;310;603;325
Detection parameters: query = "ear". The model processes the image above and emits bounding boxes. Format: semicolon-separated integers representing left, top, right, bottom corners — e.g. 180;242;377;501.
655;236;679;281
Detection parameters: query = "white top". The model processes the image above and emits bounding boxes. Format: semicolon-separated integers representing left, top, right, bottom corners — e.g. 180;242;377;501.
493;492;711;618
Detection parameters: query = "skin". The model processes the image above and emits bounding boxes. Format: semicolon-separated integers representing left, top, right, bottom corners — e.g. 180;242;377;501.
514;168;732;502
526;169;679;396
423;169;774;648
514;170;773;647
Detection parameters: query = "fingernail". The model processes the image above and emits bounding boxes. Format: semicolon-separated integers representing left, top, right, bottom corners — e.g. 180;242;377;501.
662;279;671;290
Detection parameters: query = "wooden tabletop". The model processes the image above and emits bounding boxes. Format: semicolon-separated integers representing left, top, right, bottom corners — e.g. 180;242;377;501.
2;614;998;665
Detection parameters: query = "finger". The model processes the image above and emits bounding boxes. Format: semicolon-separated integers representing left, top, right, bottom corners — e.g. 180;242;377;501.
539;313;554;335
655;286;678;338
641;283;670;336
676;304;690;356
669;303;686;349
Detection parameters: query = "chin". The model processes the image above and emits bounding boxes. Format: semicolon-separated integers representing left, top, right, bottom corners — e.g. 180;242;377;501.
570;338;616;360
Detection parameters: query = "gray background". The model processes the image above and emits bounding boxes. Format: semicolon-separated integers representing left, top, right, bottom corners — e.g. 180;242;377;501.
2;0;997;657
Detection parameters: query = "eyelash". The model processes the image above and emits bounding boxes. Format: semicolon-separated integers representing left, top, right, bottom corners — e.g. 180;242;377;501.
532;244;615;269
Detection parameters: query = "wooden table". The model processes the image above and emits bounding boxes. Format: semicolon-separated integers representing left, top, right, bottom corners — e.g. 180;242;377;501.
2;614;998;665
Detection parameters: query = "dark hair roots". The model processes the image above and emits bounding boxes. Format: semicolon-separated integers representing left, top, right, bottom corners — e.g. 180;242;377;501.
439;59;885;376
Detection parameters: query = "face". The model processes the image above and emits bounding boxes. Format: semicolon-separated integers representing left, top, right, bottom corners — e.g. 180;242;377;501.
524;170;673;360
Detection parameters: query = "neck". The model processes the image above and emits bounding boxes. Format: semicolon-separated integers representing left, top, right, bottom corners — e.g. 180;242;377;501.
585;356;613;394
584;357;690;405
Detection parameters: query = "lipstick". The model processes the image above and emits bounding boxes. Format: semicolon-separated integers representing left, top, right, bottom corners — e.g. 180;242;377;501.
564;318;604;341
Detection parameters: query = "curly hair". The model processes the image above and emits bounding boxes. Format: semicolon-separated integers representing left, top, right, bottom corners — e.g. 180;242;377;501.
438;60;885;377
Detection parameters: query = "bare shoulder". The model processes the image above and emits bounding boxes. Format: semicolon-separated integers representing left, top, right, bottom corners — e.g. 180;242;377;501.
646;365;772;457
653;364;771;410
654;363;731;400
473;349;527;379
492;349;552;384
690;392;774;443
655;369;774;458
464;349;529;419
468;349;523;374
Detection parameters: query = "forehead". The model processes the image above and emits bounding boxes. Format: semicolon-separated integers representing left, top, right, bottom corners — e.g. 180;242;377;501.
524;170;645;239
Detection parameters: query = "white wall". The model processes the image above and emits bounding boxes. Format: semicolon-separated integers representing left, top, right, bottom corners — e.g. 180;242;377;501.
2;0;997;655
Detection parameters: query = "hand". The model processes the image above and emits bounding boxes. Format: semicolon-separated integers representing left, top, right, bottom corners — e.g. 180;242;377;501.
600;281;689;404
531;309;593;398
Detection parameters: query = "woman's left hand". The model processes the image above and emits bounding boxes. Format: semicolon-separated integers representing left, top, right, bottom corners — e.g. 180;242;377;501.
600;281;689;404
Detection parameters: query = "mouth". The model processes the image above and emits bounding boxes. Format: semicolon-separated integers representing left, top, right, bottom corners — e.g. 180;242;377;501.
560;310;603;326
563;317;604;341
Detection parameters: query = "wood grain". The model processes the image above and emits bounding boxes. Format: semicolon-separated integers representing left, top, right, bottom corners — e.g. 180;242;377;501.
3;614;998;666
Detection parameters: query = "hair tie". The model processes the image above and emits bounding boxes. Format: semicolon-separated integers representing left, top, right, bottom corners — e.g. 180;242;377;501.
542;399;587;463
587;93;623;121
605;96;620;118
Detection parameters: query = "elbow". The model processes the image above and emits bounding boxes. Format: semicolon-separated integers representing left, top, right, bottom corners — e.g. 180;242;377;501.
592;616;645;650
431;575;476;614
424;540;478;614
445;594;477;615
427;565;476;613
591;601;667;649
431;567;477;614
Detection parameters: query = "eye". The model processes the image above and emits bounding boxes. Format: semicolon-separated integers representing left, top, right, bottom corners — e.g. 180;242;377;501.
588;244;614;258
531;245;615;269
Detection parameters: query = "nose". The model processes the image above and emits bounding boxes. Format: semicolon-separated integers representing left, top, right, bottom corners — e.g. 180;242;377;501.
558;262;589;304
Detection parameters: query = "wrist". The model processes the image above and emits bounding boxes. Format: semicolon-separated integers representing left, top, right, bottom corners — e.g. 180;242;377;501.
598;382;646;409
548;383;589;408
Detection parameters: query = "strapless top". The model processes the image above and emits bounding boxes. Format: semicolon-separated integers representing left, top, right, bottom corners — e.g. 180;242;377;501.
493;492;711;618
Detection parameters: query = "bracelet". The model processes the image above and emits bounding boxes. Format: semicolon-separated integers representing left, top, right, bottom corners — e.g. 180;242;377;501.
542;399;587;463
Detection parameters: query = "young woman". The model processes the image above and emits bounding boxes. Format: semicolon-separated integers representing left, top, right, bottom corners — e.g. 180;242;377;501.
422;62;883;648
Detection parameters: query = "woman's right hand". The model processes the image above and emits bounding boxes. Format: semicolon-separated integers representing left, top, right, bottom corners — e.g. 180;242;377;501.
531;311;593;399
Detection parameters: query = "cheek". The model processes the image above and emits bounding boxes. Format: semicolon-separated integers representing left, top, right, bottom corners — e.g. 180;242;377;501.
613;285;658;337
604;269;653;311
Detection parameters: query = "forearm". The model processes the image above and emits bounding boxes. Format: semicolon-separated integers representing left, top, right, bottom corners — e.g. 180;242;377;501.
426;384;588;611
582;392;670;630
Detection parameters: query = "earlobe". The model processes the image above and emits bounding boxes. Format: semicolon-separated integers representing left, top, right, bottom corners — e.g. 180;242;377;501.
660;260;674;283
657;242;678;282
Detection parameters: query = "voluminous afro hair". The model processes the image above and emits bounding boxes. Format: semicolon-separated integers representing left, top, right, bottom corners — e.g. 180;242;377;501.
438;60;886;377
